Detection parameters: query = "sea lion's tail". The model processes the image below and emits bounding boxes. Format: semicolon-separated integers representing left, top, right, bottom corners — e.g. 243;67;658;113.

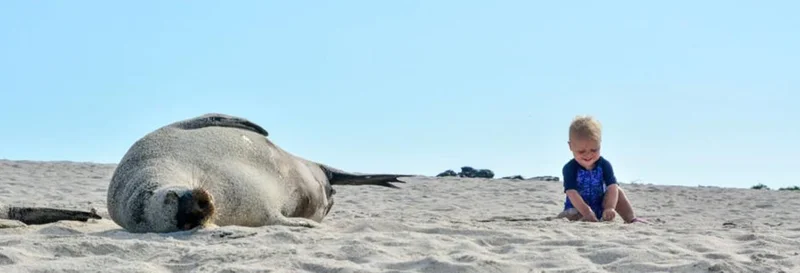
176;187;217;231
319;164;411;189
1;205;101;226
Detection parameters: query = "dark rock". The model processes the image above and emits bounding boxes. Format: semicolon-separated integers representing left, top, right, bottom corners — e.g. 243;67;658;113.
436;166;496;179
501;175;525;180
528;176;560;182
475;169;494;179
436;169;458;177
454;166;494;178
458;166;478;178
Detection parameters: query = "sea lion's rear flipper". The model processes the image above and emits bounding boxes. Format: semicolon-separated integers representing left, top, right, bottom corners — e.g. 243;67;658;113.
3;206;101;226
169;113;269;137
319;165;411;189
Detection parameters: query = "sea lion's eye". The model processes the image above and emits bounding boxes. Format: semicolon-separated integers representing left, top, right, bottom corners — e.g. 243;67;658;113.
164;191;179;205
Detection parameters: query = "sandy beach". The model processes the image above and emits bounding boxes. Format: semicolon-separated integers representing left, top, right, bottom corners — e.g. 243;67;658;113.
1;159;798;273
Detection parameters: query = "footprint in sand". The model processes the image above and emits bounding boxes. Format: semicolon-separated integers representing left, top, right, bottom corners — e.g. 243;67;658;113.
0;252;13;265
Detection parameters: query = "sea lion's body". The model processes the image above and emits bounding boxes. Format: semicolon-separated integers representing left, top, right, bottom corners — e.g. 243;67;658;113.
105;113;407;233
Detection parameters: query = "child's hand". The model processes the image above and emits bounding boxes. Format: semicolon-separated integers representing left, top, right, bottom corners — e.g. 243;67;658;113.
602;208;617;221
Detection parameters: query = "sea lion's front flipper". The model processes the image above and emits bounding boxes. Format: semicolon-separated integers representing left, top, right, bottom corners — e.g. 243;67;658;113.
268;216;320;228
320;165;411;189
3;206;101;226
169;113;269;137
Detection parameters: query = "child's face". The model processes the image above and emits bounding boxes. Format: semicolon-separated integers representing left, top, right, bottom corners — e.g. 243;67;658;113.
569;138;601;169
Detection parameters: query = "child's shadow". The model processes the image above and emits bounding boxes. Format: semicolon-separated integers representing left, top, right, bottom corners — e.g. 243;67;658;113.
475;216;557;223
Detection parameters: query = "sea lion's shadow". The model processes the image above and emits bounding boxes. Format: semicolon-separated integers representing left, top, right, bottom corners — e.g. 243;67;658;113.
474;216;558;223
88;226;263;241
89;228;199;240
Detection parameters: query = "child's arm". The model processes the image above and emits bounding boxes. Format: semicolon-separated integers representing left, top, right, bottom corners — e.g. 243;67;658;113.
600;158;620;213
563;163;597;221
566;190;596;220
603;184;619;211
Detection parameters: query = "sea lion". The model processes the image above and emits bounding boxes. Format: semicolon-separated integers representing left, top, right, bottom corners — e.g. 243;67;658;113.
101;113;410;233
0;203;101;228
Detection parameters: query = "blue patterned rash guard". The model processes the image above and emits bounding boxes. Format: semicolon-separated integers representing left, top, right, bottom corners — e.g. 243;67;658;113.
562;156;618;219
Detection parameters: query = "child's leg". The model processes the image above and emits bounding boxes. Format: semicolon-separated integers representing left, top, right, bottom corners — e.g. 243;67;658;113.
614;186;639;223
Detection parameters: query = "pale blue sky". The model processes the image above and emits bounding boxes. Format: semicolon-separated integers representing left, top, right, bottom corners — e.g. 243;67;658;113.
1;1;797;189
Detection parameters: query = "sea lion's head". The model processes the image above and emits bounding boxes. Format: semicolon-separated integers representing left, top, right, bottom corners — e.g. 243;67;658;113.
145;186;216;232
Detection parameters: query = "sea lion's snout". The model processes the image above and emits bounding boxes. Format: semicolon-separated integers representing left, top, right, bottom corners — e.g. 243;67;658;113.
176;188;216;231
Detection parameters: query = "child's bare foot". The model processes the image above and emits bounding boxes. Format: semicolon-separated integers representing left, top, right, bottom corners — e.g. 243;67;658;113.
557;208;582;221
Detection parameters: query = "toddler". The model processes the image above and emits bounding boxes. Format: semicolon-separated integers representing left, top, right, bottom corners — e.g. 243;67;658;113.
556;115;645;223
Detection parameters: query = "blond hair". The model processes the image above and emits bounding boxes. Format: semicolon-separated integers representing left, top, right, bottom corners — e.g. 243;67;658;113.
569;115;602;142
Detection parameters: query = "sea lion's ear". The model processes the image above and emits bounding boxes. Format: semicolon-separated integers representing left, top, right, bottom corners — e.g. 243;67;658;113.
170;113;269;137
164;191;180;205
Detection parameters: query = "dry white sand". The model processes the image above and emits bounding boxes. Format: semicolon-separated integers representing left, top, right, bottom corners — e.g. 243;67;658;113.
1;159;799;273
